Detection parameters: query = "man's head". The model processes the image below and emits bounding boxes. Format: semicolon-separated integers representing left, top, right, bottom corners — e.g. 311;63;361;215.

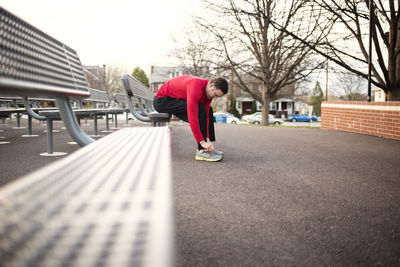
206;77;229;100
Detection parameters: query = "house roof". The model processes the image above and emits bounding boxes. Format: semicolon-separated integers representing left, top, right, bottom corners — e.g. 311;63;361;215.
236;96;254;102
273;97;297;102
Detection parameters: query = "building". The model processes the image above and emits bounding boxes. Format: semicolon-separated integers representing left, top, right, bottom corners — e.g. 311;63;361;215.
235;96;300;118
374;88;386;102
83;65;106;91
150;66;184;94
231;77;300;118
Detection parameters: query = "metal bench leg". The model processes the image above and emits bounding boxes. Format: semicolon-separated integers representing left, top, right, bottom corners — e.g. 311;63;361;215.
90;114;102;137
102;113;114;133
94;115;98;135
114;113;118;128
28;115;32;135
40;118;67;157
21;115;39;138
46;119;53;153
56;96;94;146
12;112;25;129
105;113;110;130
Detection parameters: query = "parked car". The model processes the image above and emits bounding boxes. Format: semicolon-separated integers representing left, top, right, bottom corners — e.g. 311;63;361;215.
249;114;284;125
287;114;318;122
242;112;262;122
213;111;240;124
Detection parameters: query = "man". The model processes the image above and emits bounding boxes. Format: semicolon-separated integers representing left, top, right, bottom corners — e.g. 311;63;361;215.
153;75;228;162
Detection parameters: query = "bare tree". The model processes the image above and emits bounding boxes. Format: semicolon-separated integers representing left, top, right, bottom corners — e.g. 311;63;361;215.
170;26;231;112
196;0;326;125
103;65;125;100
334;71;368;100
272;0;400;101
170;26;217;78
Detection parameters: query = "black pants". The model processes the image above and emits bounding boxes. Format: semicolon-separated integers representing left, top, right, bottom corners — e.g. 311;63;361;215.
153;96;215;150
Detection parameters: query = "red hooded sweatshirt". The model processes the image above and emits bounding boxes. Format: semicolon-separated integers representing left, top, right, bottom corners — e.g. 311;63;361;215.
156;75;210;142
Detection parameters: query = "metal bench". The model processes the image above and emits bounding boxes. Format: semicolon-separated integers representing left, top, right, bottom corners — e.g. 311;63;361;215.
0;6;174;266
0;127;173;267
0;96;52;129
67;88;125;136
0;107;27;128
0;96;57;138
80;89;125;133
0;7;94;150
121;75;171;127
21;88;124;154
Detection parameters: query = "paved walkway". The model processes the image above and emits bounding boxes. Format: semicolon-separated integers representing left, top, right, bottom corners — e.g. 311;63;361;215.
171;123;400;266
1;119;399;266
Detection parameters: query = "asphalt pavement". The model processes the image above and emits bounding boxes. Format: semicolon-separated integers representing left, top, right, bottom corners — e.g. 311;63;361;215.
1;119;399;266
172;122;400;267
237;120;321;127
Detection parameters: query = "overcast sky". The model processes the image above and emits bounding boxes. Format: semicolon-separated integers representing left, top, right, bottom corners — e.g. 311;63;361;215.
1;0;200;74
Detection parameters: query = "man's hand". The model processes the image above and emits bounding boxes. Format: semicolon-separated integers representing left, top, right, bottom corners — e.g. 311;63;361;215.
200;140;214;152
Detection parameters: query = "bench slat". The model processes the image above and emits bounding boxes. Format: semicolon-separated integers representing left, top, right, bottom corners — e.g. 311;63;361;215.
0;127;173;267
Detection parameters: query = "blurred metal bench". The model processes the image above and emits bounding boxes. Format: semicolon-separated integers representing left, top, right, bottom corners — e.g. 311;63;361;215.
0;96;55;129
0;8;93;150
121;75;171;127
0;127;173;267
0;6;174;267
22;88;125;154
0;96;26;128
81;89;125;132
37;88;125;138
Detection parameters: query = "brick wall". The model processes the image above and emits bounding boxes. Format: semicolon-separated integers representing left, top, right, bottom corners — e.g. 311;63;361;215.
321;101;400;140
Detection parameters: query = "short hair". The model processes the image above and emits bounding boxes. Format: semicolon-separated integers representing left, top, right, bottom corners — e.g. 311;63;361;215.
210;77;228;94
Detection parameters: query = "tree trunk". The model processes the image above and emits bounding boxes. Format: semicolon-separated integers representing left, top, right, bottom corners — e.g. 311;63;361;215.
391;18;400;101
387;87;400;100
261;83;270;126
387;17;400;101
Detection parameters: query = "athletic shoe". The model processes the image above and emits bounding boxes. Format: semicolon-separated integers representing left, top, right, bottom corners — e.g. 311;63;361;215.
195;149;223;162
212;150;224;158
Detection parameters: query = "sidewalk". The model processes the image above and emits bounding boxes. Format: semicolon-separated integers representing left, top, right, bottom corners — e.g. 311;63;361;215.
1;119;399;266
